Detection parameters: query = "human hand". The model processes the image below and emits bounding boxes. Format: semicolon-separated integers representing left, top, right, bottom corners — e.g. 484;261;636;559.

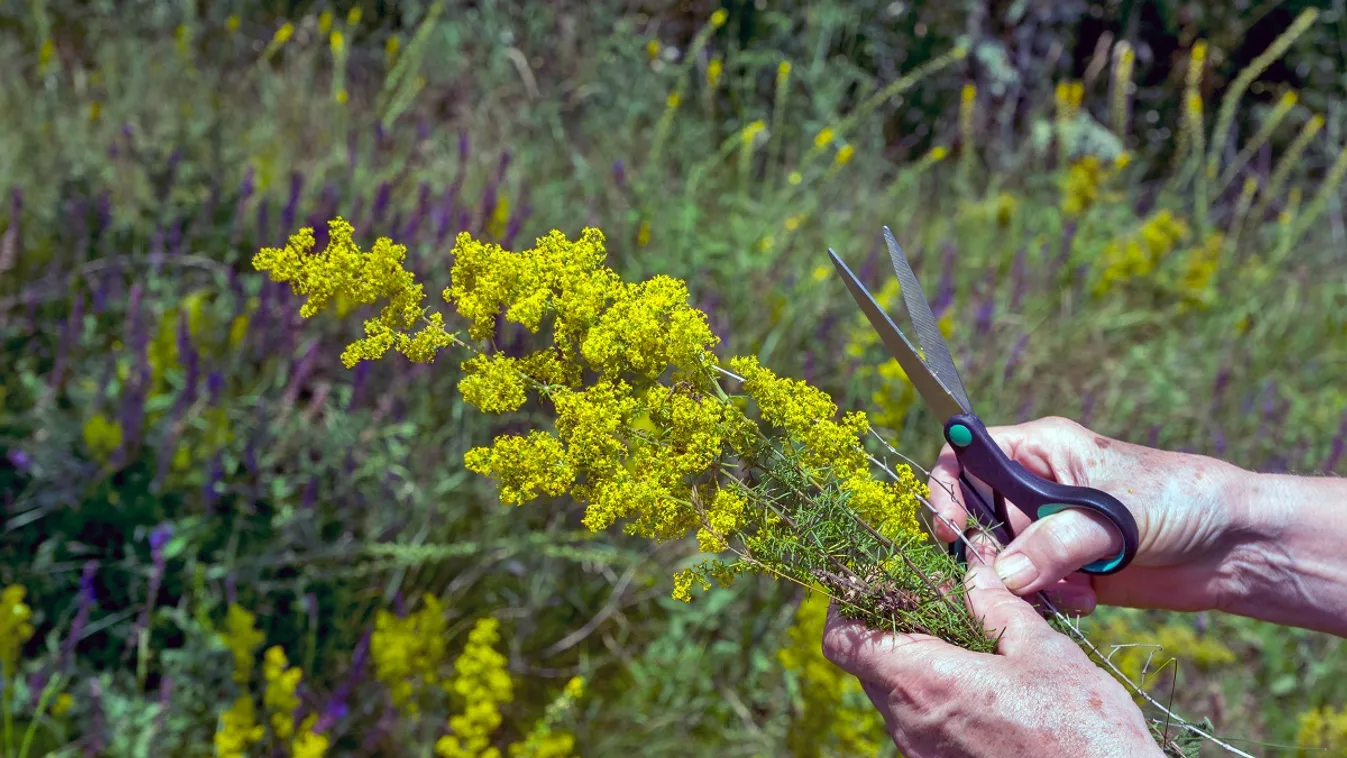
821;541;1164;758
928;416;1254;615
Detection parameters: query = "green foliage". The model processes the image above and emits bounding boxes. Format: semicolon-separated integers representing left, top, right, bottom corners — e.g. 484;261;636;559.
2;0;1346;755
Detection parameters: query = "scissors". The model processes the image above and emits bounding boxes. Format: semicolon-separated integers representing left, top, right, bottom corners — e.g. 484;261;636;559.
828;227;1139;576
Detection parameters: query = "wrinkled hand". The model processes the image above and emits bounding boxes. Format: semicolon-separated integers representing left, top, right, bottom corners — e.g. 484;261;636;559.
928;416;1250;615
822;541;1165;758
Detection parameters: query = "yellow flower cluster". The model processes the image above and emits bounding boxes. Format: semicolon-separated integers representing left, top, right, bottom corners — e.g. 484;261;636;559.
83;412;123;462
263;645;303;739
220;603;266;684
215;695;265;758
371;594;450;716
1061;156;1110;217
779;589;886;757
1297;705;1347;755
463;431;574;506
731;356;924;541
437;617;515;758
253;218;455;368
258;222;932;609
1177;231;1224;309
1;585;34;677
1093;210;1190;296
508;732;576;758
508;676;585;758
292;715;331;758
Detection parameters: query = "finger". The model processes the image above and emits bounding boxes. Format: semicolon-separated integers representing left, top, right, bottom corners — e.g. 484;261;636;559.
962;537;1060;655
822;599;967;685
992;508;1123;595
927;444;966;542
927;418;1069;544
1039;579;1098;616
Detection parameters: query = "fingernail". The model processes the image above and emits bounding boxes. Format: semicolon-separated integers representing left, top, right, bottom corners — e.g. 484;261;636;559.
995;553;1038;591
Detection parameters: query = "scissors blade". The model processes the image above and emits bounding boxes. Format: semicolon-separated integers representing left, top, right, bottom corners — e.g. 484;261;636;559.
828;248;966;423
882;227;974;415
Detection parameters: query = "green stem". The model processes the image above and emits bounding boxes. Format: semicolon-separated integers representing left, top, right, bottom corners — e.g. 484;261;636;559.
3;673;12;758
18;674;62;758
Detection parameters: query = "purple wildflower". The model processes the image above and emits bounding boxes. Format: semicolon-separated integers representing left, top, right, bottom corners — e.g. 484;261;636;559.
349;192;366;233
203;454;223;511
372;181;391;227
283;171;304;231
1079;392;1095;428
177;312;199;402
1002;333;1028;382
434;186;458;246
51;291;85;388
458;131;470;165
207;370;224;405
315;630;370;733
612;159;627;190
92;273;112;314
257;198;271;244
1146;425;1161;448
348;361;369;409
6;449;31;472
243;441;258;480
973;275;995;336
1211;364;1231;409
503;198;530;249
61;561;98;669
282;341;321;410
403;182;431;241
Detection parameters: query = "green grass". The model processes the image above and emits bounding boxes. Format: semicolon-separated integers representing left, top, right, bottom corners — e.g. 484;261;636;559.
1;1;1346;755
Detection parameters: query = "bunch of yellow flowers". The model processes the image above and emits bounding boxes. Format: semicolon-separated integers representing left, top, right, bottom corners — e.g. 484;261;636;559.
254;219;993;651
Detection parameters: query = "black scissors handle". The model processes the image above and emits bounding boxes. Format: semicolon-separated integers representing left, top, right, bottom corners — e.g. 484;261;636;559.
943;413;1139;576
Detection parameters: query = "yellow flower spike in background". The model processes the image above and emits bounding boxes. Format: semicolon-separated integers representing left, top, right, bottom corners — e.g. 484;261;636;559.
221;604;266;684
1297;705;1347;754
371;594;449;716
262;645;303;739
292;714;331;758
1;585;34;677
779;589;886;757
437;617;514;758
215;695;265;758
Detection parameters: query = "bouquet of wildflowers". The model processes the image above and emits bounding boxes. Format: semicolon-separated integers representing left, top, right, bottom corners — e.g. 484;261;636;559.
253;218;998;652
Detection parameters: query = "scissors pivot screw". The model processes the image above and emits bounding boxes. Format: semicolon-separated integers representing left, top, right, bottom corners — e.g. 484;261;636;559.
946;423;973;447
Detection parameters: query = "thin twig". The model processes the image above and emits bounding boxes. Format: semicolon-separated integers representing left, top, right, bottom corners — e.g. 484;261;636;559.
538;567;636;658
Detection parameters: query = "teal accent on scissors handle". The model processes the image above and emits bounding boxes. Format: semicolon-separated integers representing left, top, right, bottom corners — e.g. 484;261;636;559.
1036;503;1127;573
947;423;972;447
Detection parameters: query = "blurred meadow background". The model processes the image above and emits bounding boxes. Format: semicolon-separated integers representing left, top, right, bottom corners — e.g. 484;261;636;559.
3;0;1347;755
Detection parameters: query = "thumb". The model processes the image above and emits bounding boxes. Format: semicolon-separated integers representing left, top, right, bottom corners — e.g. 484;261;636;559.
992;508;1122;595
963;537;1058;655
